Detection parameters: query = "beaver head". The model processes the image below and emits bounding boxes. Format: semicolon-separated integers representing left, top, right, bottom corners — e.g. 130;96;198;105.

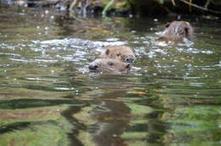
159;21;193;42
88;58;131;74
100;46;136;63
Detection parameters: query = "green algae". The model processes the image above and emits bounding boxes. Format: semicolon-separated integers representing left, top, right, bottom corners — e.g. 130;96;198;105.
0;121;70;146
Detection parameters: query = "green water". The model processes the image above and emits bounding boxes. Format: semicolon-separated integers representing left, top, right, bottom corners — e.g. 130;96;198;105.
0;7;221;146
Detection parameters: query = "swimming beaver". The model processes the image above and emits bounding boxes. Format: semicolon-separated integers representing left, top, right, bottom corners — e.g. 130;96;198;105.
88;58;131;74
158;21;193;43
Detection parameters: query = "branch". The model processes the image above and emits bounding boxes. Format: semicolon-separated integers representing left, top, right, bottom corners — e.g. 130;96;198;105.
171;0;176;6
204;0;211;8
102;0;115;17
179;0;221;14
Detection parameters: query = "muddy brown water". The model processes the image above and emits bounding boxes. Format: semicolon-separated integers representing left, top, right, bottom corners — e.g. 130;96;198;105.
0;7;221;146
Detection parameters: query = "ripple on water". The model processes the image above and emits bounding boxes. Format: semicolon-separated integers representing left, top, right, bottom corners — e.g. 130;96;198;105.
9;58;58;63
0;15;221;146
38;38;127;49
177;47;214;54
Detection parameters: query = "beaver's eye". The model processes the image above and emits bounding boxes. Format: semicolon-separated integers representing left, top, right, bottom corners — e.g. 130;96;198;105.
117;53;120;56
108;62;114;66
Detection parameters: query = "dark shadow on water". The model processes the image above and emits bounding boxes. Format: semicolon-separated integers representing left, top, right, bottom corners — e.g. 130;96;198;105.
0;99;84;109
61;106;86;146
0;120;58;134
0;122;31;134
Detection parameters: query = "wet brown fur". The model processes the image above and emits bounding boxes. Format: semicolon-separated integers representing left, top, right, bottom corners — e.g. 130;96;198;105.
88;58;130;74
158;21;193;43
100;46;136;63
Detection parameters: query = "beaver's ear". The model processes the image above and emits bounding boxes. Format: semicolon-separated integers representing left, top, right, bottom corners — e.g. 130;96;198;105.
165;22;171;28
105;49;110;55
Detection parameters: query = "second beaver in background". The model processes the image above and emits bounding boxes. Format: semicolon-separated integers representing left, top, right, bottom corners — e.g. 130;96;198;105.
100;46;136;63
158;21;193;43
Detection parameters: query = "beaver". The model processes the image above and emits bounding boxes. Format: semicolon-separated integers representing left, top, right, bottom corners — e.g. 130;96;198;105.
158;21;193;43
100;46;136;63
88;58;130;74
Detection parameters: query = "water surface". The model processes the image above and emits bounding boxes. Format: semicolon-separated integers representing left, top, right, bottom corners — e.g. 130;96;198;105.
0;7;221;146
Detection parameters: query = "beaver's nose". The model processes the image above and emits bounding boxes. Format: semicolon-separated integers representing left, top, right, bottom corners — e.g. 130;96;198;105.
89;64;98;70
126;58;134;63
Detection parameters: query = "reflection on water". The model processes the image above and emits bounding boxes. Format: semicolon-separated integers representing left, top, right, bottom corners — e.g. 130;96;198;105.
0;7;221;146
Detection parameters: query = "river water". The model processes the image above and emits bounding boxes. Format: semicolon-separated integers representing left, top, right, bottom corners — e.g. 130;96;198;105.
0;7;221;146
